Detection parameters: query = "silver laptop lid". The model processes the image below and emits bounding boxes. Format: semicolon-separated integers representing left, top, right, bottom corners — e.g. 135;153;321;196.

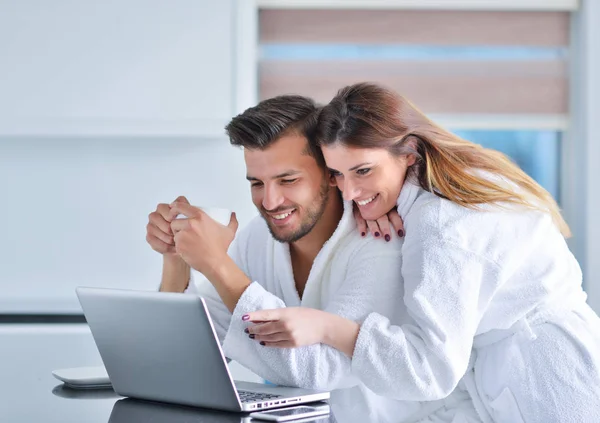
76;287;243;411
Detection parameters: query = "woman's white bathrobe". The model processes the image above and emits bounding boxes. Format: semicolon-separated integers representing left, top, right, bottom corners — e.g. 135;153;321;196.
187;201;478;423
350;181;600;423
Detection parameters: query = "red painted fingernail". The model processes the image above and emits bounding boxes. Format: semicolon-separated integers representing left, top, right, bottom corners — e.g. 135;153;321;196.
244;328;249;334
249;334;255;339
361;232;366;237
260;341;266;346
384;234;391;242
374;232;380;237
242;315;250;321
398;230;405;237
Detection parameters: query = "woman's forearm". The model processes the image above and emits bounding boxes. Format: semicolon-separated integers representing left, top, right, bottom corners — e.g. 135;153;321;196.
321;312;361;357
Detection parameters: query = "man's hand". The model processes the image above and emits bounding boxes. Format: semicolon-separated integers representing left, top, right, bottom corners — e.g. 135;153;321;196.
147;196;191;293
146;197;186;256
169;201;239;277
169;201;250;312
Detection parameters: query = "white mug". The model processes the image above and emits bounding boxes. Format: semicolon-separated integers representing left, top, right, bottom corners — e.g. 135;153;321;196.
175;206;231;226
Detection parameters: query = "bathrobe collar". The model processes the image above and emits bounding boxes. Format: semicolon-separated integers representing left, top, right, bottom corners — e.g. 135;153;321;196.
274;199;356;308
396;179;421;218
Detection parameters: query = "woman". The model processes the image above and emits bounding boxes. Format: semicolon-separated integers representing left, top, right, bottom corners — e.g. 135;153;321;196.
244;83;600;423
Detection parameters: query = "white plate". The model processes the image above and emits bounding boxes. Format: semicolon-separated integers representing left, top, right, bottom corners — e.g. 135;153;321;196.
52;366;112;389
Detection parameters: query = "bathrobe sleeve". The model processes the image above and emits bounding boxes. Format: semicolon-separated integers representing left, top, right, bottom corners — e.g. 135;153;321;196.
185;270;233;345
183;228;253;345
221;246;404;391
351;210;502;401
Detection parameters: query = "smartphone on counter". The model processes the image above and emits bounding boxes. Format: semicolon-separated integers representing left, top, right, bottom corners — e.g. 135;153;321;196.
249;404;330;422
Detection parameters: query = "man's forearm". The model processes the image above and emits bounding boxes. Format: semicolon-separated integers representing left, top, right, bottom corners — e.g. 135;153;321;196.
203;255;252;313
159;255;191;293
322;313;361;357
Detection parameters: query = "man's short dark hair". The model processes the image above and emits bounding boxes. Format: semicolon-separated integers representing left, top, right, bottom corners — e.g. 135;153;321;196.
225;95;325;169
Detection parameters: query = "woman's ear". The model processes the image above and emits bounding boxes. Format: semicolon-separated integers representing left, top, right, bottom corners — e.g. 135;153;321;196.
328;172;338;187
404;135;418;166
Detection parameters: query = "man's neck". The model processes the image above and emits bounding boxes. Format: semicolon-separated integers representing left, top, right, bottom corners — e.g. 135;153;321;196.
289;189;343;263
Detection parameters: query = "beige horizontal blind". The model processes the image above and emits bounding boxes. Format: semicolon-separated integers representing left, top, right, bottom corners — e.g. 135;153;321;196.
259;10;570;115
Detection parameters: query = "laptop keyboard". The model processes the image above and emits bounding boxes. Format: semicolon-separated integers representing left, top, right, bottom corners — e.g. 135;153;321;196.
238;390;282;403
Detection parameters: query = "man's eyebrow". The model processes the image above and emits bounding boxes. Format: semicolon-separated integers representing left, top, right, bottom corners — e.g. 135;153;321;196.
273;170;301;179
246;170;301;181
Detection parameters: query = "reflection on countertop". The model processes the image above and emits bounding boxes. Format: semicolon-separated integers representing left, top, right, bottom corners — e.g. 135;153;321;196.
108;397;333;423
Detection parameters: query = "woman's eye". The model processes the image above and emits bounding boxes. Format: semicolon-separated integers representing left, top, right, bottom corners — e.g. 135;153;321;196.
356;168;371;176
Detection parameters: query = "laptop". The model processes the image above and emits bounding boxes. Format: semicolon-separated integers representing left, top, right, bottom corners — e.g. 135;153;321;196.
76;287;330;412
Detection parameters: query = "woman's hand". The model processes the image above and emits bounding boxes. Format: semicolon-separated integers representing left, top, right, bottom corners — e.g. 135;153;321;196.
242;307;330;348
354;205;405;241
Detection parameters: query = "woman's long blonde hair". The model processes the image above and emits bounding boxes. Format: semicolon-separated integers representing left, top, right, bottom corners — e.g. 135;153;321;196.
316;82;571;237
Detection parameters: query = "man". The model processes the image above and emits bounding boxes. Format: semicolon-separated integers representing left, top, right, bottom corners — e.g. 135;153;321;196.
145;96;438;422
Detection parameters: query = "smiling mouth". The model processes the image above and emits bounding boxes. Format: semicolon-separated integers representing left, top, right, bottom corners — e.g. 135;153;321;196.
356;194;378;206
269;209;296;220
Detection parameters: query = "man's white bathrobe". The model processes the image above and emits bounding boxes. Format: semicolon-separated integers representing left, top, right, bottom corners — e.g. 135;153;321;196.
350;181;600;423
187;201;478;423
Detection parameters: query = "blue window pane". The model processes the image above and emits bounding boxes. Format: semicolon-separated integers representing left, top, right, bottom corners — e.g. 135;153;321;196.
261;44;568;61
451;130;561;201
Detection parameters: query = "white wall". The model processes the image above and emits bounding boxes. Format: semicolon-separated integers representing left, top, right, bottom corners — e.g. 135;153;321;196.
0;137;255;313
0;0;259;314
0;0;235;137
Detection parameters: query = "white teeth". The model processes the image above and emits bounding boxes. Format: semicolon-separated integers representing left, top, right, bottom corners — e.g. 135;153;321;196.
357;195;377;206
273;211;293;220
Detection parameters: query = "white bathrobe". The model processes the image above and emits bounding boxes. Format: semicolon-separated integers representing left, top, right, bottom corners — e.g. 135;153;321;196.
187;201;477;423
350;181;600;423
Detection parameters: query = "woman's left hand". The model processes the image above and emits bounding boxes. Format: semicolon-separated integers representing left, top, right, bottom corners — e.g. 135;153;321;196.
243;307;328;348
355;205;405;241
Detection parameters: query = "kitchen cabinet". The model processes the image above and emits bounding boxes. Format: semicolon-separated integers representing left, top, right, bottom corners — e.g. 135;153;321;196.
0;0;239;137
